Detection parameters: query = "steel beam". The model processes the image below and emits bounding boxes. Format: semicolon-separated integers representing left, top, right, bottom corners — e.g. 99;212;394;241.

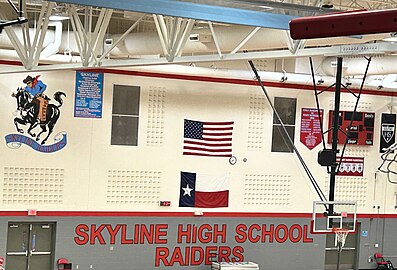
208;22;222;58
153;15;169;57
0;2;54;69
98;15;145;63
2;41;397;74
69;5;113;66
290;8;397;39
153;15;195;62
53;0;296;29
230;27;261;54
174;19;195;58
32;2;54;67
90;9;113;63
3;42;397;74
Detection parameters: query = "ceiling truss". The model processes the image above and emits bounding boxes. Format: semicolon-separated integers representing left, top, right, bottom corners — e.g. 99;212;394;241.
0;0;396;73
68;4;113;66
0;1;54;69
0;1;300;71
153;15;195;62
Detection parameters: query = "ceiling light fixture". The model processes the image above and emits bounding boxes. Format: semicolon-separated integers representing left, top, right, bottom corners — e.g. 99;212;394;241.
321;0;334;8
49;5;69;21
49;14;69;21
259;5;274;10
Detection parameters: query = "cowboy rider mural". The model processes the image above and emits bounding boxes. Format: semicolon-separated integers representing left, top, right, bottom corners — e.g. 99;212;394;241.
22;75;48;123
5;75;67;153
23;75;46;95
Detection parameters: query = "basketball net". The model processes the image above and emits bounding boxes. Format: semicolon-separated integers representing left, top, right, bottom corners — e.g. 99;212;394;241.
378;142;397;184
333;228;349;250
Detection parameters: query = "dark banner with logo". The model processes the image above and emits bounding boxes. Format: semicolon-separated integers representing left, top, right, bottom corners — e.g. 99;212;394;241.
380;113;396;153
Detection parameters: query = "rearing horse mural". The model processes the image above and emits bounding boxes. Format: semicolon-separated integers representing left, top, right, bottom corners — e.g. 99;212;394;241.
12;87;66;145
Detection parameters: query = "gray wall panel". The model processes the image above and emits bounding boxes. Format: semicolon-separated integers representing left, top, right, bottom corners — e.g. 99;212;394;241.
2;215;397;270
0;216;325;270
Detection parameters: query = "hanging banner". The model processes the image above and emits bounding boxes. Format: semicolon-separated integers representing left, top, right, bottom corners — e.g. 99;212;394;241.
300;108;323;150
337;157;364;177
74;71;104;118
380;113;396;153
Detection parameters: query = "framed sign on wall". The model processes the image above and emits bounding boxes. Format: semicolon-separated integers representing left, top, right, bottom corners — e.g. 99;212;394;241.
327;110;375;146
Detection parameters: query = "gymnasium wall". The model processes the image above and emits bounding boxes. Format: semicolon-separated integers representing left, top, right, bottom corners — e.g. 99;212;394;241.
0;68;395;214
0;66;397;269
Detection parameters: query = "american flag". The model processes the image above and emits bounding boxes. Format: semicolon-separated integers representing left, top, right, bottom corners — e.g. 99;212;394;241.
183;119;234;157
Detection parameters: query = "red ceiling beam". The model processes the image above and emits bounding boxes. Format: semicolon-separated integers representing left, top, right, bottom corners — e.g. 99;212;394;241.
289;9;397;39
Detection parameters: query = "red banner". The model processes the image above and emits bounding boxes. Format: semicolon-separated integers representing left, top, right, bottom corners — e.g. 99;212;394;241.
337;157;364;176
300;108;323;150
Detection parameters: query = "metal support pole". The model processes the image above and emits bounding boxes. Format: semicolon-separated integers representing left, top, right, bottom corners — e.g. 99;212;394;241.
328;57;343;215
336;242;342;270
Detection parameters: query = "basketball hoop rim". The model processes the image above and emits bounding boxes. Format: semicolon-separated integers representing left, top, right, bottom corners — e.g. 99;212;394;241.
332;228;350;233
333;227;349;248
310;220;358;234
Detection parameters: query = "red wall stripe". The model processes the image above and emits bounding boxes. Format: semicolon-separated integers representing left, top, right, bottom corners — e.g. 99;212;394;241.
0;60;24;66
0;59;394;97
85;68;397;97
0;211;397;219
0;60;48;67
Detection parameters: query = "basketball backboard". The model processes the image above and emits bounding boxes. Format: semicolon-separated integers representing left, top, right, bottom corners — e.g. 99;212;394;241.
312;201;357;234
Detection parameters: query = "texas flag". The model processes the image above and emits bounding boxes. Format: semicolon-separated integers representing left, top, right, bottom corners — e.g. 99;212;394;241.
179;171;229;208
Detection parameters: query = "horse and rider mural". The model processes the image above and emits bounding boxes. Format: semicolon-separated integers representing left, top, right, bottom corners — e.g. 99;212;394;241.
5;75;67;153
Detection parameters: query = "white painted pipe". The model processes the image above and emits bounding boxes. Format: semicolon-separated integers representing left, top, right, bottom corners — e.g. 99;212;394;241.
0;25;390;77
113;26;388;57
0;49;80;63
130;64;387;90
322;55;397;76
41;21;63;58
0;27;54;50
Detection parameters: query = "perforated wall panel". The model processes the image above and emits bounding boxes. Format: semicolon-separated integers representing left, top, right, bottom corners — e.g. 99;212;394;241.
324;176;368;207
329;100;372;111
247;94;266;150
107;170;161;205
244;174;291;207
2;167;64;204
147;86;166;146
